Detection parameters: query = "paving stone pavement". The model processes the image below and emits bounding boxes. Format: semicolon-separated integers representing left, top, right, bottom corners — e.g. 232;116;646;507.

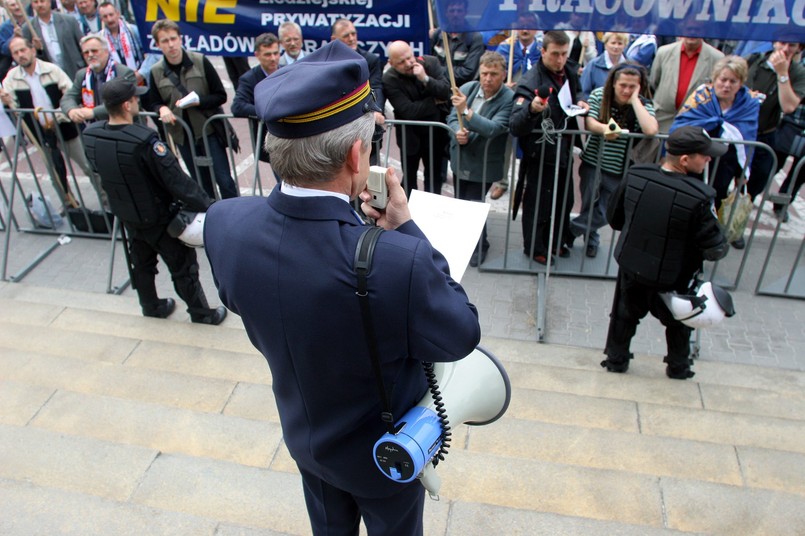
3;193;804;374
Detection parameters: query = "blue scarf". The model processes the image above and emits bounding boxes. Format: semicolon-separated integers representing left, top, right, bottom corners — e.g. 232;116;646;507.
670;84;760;144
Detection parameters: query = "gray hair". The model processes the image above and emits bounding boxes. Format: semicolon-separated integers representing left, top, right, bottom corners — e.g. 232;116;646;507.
278;21;302;39
80;32;109;51
265;112;375;185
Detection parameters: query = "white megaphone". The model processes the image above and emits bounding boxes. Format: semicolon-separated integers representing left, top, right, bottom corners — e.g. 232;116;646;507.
373;346;511;498
166;211;206;248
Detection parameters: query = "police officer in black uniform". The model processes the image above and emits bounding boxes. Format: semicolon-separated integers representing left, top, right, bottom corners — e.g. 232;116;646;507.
602;126;729;379
82;78;227;325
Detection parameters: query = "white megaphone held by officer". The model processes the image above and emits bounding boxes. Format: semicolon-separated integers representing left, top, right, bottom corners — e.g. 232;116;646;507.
373;346;511;498
166;210;206;247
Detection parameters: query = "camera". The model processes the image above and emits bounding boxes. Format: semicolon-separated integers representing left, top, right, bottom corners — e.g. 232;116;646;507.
367;166;388;209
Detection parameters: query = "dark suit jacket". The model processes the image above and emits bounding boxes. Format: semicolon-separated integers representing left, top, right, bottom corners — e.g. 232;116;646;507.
204;188;480;498
383;55;450;155
60;62;136;121
356;46;384;110
23;12;85;75
231;64;270;162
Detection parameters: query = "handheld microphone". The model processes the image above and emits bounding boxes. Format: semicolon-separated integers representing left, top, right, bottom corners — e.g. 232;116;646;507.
534;86;553;105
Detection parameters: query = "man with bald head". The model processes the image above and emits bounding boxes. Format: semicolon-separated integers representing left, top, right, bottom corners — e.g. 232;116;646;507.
382;40;450;196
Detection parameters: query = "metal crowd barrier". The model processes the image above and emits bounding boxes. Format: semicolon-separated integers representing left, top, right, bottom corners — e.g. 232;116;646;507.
373;121;782;341
3;108;800;326
755;156;805;300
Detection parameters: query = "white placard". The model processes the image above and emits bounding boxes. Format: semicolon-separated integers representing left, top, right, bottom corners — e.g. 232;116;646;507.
0;103;16;138
408;190;490;283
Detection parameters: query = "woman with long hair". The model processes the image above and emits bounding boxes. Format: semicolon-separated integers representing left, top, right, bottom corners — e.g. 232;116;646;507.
570;62;659;258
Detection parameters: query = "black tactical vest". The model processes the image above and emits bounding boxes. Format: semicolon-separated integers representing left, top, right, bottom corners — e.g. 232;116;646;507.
614;164;716;288
83;122;162;227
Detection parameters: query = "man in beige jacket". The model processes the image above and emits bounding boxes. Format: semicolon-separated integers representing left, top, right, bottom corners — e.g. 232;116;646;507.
650;37;724;133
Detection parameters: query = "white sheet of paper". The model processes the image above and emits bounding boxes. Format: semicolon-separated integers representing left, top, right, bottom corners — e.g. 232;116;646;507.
557;81;587;117
408;190;490;283
177;91;200;109
0;103;15;138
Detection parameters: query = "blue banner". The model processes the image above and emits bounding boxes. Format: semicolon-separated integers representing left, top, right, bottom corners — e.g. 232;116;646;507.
131;0;430;60
433;0;804;43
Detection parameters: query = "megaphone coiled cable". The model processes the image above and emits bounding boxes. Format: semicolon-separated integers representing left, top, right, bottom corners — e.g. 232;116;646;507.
422;362;451;466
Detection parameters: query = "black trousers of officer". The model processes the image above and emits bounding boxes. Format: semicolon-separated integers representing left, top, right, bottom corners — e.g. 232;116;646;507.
605;270;692;366
298;466;425;536
127;226;209;315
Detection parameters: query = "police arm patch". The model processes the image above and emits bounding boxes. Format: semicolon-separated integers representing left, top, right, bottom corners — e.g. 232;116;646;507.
153;141;168;157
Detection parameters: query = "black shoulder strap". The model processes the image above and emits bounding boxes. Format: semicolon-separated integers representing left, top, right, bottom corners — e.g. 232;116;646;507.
354;226;396;434
164;67;189;97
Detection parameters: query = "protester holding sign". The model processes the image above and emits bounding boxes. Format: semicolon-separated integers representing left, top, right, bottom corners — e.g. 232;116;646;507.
430;0;485;87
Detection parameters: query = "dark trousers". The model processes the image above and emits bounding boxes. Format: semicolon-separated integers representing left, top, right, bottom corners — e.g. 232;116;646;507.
398;127;447;198
521;163;573;258
299;466;425;536
775;155;805;211
456;179;492;252
747;131;777;200
179;135;238;199
223;56;251;89
709;145;743;210
605;270;692;366
570;162;620;247
127;226;210;316
41;129;70;199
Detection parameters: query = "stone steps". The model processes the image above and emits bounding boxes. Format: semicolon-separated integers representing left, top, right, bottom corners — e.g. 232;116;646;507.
1;282;805;534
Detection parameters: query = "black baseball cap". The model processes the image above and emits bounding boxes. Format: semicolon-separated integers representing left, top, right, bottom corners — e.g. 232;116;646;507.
666;126;728;158
101;78;148;107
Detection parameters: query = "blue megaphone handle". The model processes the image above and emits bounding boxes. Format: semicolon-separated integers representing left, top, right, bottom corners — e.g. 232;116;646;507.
373;406;443;483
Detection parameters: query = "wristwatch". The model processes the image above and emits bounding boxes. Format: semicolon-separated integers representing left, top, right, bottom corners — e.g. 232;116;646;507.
778;75;790;84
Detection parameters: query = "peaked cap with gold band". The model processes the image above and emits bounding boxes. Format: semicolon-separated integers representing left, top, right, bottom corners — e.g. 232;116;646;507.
254;40;381;139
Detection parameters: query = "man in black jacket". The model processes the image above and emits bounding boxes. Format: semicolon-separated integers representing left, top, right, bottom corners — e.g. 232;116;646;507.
383;40;451;196
509;30;587;265
83;78;226;325
602;126;729;379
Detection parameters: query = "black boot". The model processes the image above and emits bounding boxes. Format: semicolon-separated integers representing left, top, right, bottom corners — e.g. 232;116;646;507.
664;357;695;380
600;352;632;373
189;306;227;325
142;298;176;319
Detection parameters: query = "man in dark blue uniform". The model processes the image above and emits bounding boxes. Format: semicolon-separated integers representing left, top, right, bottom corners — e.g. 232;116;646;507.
203;41;481;535
603;126;729;379
82;78;226;324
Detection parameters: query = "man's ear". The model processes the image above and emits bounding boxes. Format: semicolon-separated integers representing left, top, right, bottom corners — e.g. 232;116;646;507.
346;138;362;174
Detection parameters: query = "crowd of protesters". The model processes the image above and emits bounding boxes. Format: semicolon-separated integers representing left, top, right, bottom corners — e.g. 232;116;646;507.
0;1;803;261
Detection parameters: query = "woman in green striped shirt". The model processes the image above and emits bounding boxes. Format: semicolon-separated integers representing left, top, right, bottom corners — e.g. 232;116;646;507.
570;62;659;258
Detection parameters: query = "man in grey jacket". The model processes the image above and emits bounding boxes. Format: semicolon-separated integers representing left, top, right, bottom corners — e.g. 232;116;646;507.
61;33;135;124
24;0;86;76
